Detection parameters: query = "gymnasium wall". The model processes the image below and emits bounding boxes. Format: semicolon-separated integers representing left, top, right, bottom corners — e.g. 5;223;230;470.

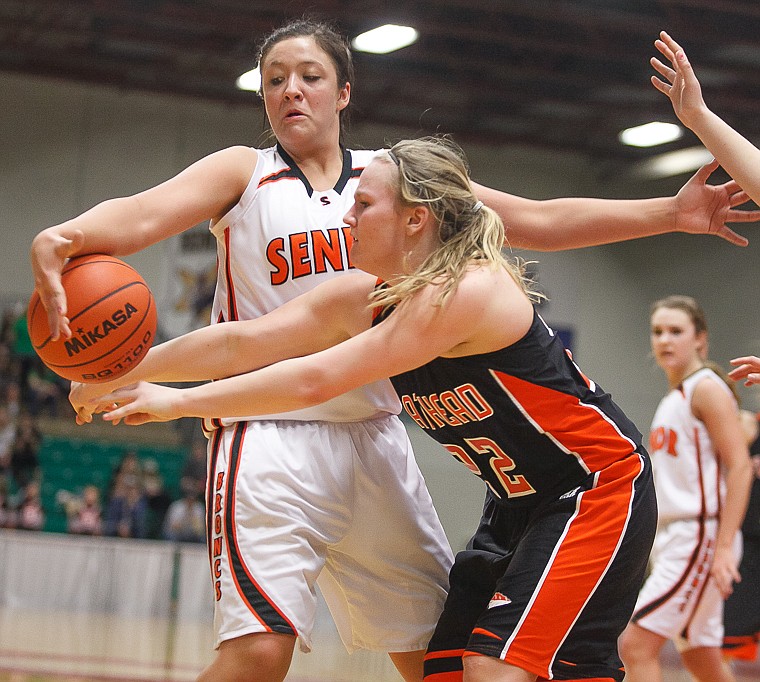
3;71;760;550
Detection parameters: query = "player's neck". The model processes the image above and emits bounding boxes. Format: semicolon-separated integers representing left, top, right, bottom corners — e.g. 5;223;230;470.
667;359;704;389
280;140;344;191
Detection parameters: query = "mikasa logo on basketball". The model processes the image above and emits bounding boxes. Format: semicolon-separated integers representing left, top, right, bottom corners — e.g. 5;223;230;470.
64;302;139;357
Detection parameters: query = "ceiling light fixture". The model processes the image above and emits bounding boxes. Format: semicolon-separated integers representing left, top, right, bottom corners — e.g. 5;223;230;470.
236;66;261;92
351;24;419;54
631;146;714;179
618;121;683;147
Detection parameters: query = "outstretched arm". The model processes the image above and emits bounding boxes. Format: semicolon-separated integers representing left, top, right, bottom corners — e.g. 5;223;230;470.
652;31;760;208
85;268;531;425
474;159;758;251
70;273;374;422
31;146;257;340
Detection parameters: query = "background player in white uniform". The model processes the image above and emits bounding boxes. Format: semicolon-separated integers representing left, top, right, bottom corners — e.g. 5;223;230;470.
76;135;657;682
35;19;759;682
619;295;752;682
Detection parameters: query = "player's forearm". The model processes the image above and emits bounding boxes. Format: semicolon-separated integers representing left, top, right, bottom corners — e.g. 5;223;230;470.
175;358;339;418
117;322;266;386
716;456;753;550
34;197;167;258
69;327;245;412
473;183;678;251
688;109;760;207
508;196;675;251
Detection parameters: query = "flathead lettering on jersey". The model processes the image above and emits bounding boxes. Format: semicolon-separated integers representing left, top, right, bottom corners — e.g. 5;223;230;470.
400;383;494;430
266;226;355;285
400;386;536;499
444;438;537;499
376;302;644;507
650;426;678;457
212;470;225;601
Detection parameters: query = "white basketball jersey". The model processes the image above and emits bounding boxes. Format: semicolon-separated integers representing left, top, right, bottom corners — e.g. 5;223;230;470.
648;367;733;523
207;144;400;422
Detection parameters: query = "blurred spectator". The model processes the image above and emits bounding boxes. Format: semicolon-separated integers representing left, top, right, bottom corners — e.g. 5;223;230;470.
5;381;22;421
181;439;208;498
142;458;172;539
10;309;36;386
107;450;143;499
0;475;14;528
16;479;45;531
104;473;148;539
0;308;15;346
0;404;15;478
162;476;205;543
25;357;67;417
59;484;103;536
10;411;41;488
0;344;10;395
0;342;22;398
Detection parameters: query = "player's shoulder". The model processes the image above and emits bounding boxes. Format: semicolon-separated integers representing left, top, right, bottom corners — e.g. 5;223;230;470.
690;368;737;420
199;145;259;180
213;145;259;162
691;366;733;396
304;272;377;336
317;271;377;303
451;264;527;310
348;148;383;168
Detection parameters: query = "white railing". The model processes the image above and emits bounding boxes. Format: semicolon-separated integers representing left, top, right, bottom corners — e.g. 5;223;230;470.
0;529;212;622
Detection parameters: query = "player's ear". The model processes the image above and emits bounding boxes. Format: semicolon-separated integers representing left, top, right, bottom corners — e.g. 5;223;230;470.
696;329;708;358
405;205;430;236
337;82;350;111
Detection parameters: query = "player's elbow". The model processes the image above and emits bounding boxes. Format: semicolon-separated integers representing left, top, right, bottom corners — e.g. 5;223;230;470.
224;324;261;371
293;365;343;407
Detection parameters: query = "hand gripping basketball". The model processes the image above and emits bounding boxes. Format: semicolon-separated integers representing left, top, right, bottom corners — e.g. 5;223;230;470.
27;254;158;383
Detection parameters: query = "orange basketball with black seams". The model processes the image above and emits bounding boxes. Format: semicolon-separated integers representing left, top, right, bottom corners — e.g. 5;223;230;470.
27;254;158;383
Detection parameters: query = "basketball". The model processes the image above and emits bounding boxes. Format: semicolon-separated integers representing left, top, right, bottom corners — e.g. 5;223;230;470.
27;254;158;383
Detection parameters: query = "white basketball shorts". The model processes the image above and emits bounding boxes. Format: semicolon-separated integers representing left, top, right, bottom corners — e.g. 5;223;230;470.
632;517;742;650
205;414;453;654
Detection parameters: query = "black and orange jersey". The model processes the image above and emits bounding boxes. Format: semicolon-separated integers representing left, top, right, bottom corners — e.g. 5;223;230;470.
377;306;645;507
